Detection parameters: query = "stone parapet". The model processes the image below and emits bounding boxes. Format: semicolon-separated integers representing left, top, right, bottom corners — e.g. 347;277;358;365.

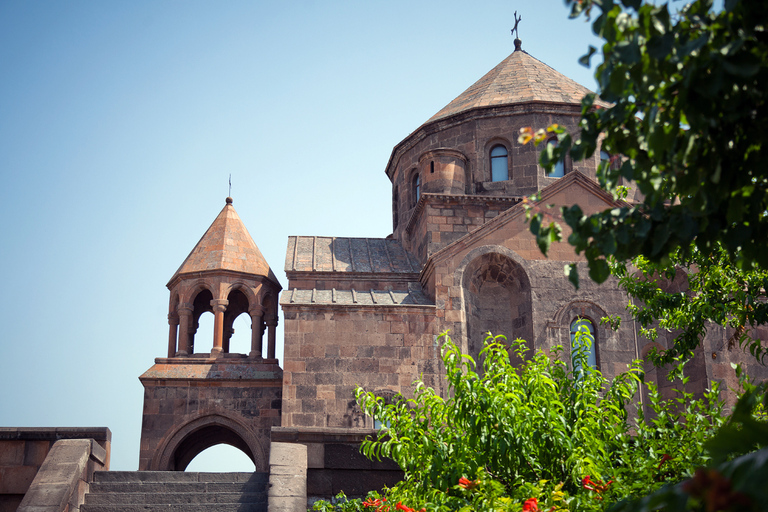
16;438;108;512
0;428;111;512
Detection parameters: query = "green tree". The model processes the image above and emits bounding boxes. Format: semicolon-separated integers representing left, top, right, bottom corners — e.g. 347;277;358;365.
354;333;726;512
608;242;768;364
523;0;768;284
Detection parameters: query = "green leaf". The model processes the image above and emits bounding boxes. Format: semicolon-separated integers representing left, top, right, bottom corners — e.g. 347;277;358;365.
579;45;598;67
588;258;611;283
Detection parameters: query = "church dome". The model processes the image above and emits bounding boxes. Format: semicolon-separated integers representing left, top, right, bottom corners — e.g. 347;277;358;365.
426;45;609;125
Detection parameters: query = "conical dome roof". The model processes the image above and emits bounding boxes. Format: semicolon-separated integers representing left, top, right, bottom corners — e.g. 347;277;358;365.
426;46;607;124
168;198;279;286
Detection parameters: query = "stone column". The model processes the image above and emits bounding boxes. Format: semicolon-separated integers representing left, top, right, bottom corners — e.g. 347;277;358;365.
266;317;278;359
167;312;179;358
210;299;229;357
176;304;193;356
249;305;265;358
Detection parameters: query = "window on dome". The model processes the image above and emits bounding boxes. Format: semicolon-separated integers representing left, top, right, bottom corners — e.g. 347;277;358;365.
547;139;565;177
412;173;420;206
570;318;597;376
490;145;509;182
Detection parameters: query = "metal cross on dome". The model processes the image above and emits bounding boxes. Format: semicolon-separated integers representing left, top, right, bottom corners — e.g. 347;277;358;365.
511;11;522;39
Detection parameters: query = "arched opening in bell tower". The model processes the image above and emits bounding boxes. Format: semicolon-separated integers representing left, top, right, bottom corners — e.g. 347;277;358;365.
228;314;252;355
191;289;214;354
223;288;252;355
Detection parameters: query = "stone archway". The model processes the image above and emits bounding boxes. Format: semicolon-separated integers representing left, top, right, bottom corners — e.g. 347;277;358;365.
150;414;267;472
462;250;532;369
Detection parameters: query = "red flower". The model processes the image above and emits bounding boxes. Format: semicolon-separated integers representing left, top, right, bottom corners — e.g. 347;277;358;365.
582;475;613;494
396;503;415;512
363;498;388;512
522;498;539;512
458;477;478;490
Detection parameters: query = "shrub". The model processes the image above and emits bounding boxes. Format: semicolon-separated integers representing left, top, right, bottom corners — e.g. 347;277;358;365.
350;332;726;511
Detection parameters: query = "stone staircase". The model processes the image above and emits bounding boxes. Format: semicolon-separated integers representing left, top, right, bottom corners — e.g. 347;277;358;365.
81;471;269;512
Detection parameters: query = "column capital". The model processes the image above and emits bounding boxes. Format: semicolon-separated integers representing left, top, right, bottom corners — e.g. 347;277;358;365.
168;312;179;325
178;303;194;314
265;317;278;327
210;299;229;313
249;305;265;317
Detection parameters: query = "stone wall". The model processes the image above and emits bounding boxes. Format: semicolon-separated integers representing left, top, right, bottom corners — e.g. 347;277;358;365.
389;106;599;244
0;428;110;512
271;427;403;507
138;359;282;472
403;194;517;265
281;305;438;429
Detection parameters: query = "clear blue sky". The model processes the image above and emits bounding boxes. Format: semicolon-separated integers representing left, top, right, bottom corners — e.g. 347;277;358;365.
0;1;602;471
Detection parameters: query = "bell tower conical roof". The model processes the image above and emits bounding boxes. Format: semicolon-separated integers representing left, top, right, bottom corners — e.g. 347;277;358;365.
426;45;608;124
168;197;279;287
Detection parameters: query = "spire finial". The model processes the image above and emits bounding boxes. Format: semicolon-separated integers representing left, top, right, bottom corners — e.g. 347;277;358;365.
511;11;522;51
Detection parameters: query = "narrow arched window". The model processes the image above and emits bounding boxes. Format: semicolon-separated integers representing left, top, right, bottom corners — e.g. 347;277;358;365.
490;145;508;182
547;139;565;178
392;186;399;229
570;318;597;375
412;173;420;205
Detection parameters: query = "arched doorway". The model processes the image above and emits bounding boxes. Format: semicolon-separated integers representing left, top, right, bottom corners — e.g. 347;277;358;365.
186;444;256;472
152;414;267;472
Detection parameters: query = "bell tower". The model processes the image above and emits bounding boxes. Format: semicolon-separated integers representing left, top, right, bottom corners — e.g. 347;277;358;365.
138;197;283;472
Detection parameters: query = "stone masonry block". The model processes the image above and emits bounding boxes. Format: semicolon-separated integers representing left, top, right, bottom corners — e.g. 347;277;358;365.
268;475;307;498
269;496;307;512
0;466;38;494
0;442;24;466
270;442;307;473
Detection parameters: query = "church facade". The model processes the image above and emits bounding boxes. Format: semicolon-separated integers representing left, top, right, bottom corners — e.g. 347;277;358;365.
137;40;767;501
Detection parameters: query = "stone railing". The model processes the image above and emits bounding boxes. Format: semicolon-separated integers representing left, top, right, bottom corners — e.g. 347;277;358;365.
0;428;110;512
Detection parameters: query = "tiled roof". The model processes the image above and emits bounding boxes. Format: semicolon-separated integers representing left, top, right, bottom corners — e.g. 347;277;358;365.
427;48;608;124
169;199;279;284
285;236;421;274
280;283;432;307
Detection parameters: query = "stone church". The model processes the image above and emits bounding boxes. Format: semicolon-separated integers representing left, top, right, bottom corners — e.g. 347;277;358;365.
96;38;768;506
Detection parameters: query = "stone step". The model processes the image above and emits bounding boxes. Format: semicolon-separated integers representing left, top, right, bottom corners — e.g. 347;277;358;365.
81;504;262;512
84;492;266;505
93;471;266;484
88;481;266;494
83;471;269;512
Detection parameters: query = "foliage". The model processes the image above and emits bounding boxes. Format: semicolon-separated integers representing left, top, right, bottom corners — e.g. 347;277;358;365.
608;242;768;364
312;492;366;512
607;373;768;511
519;0;768;285
350;332;726;511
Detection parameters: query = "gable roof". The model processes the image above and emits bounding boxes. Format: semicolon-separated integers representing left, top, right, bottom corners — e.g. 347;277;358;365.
427;47;609;124
169;199;279;286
